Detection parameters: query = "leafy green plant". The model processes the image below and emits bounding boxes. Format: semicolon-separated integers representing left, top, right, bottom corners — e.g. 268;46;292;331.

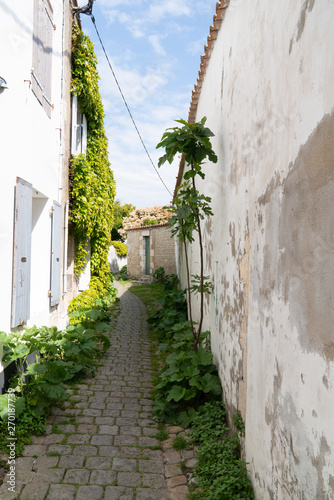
70;25;116;306
148;289;187;338
155;429;169;441
232;410;246;438
163;273;179;290
189;402;254;500
153;323;221;425
157;117;217;352
172;436;188;450
118;265;128;281
111;240;127;256
0;408;46;457
142;218;159;226
0;303;111;419
68;274;117;318
153;267;165;283
111;199;136;241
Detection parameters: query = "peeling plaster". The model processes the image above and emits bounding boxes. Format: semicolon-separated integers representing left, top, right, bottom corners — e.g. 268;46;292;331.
278;111;334;361
238;233;249;422
289;0;315;54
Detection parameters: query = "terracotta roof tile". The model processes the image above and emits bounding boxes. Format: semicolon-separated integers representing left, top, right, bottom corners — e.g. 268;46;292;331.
125;222;170;232
174;1;228;199
188;1;228;123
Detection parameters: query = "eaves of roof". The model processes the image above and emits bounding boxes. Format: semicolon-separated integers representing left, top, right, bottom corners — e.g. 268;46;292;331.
125;222;171;232
174;0;228;200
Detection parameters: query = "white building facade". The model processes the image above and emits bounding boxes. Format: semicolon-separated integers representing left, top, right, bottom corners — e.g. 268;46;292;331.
176;1;334;498
0;0;76;388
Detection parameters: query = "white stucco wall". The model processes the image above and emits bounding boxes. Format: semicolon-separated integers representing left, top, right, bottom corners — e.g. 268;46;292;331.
108;245;127;273
178;1;334;498
0;1;73;377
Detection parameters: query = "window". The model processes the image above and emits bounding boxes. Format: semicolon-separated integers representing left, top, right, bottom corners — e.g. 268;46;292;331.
71;95;87;155
31;0;54;117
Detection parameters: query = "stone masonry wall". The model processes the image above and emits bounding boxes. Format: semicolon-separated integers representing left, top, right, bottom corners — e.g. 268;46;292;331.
126;225;176;279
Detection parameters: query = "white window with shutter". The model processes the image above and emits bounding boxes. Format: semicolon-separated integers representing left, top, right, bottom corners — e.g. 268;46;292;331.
31;0;54;118
71;95;87;155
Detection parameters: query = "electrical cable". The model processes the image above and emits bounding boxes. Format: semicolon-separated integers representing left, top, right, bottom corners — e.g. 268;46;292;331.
90;14;173;198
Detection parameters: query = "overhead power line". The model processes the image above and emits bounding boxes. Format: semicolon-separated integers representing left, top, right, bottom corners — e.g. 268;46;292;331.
89;14;173;198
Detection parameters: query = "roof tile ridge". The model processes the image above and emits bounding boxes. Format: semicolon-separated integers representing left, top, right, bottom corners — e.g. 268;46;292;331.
125;222;170;232
188;1;228;124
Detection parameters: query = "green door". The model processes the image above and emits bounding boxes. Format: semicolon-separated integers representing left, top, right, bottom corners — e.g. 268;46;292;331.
144;236;150;275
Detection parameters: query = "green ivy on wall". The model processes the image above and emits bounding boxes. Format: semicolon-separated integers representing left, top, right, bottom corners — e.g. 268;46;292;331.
69;25;116;311
111;240;127;257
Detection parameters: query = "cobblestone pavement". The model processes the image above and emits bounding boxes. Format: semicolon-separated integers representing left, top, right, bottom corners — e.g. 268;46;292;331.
0;282;192;500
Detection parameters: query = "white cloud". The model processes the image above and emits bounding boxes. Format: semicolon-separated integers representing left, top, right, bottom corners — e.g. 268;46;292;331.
148;34;166;56
98;0;140;7
186;37;205;57
147;0;192;22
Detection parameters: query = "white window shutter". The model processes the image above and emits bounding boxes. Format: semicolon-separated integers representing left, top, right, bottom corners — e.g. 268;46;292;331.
76;106;82;153
31;0;53;117
50;201;62;307
71;95;78;154
43;0;54;117
82;114;87;154
11;178;33;327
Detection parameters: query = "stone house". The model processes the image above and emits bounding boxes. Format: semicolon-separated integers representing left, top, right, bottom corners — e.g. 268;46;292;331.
126;223;176;281
175;1;334;498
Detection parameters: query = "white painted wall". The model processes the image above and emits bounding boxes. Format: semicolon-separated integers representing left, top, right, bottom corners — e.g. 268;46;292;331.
178;1;334;498
0;1;73;377
108;245;127;273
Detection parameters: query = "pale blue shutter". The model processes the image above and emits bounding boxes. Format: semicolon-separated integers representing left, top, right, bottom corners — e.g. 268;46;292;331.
50;201;62;306
11;178;33;328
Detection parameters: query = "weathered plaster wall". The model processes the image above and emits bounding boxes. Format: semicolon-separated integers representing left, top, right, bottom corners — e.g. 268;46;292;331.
178;0;334;498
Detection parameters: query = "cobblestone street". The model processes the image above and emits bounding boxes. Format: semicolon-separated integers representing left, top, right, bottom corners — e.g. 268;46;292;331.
0;282;192;500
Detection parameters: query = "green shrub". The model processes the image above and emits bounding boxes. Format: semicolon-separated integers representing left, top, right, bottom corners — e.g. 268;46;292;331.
148;288;187;337
153;267;165;283
0;281;115;455
68;274;116;321
111;240;127;256
190;403;254;500
142;218;159;226
118;265;128;280
163;273;179;290
153;322;221;426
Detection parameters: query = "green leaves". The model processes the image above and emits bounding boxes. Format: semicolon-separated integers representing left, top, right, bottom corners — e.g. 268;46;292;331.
190;402;254;499
0;394;25;421
167;386;186;402
153;317;222;424
70;25;116;301
157;117;217;351
157;117;218;169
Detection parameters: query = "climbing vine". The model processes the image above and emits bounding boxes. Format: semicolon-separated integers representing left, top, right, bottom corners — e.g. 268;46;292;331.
69;25;116;310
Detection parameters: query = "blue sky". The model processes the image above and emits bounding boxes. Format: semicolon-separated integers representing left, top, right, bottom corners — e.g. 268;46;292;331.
78;0;218;208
